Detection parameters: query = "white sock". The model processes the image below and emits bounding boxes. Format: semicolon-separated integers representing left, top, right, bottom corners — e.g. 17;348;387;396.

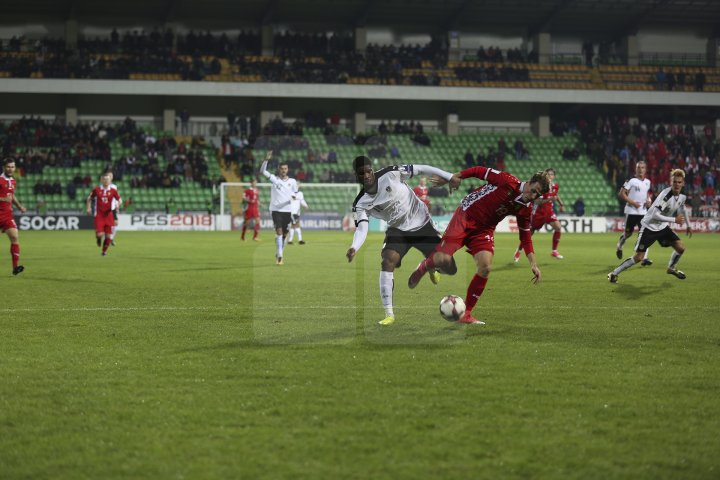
275;235;283;257
617;234;626;249
613;257;638;275
296;228;303;241
287;229;294;242
643;248;649;259
669;251;682;269
110;226;117;240
379;271;394;317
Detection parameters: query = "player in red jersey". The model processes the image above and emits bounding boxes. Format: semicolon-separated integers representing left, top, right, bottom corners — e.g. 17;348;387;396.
413;177;431;208
241;178;261;241
408;167;550;324
86;172;120;256
0;158;27;275
513;167;566;262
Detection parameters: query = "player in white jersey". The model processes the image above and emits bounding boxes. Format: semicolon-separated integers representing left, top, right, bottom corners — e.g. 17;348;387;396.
260;151;298;265
106;171;122;246
608;169;692;283
616;161;653;265
346;155;460;325
287;187;309;245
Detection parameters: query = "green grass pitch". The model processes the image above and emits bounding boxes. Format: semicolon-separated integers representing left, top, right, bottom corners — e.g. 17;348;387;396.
2;230;719;479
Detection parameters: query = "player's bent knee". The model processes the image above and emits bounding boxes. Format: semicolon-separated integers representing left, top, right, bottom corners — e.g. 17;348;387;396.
477;265;492;277
381;259;397;271
434;252;452;270
444;257;458;275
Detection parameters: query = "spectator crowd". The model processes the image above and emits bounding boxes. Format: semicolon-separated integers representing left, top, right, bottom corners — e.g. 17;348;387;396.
552;114;720;215
0;116;225;205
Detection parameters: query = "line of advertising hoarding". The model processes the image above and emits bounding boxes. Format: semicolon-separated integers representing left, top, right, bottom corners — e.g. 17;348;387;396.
16;213;720;233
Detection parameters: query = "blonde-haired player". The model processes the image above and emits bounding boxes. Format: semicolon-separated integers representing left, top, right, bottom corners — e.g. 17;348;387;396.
608;169;692;283
616;160;653;265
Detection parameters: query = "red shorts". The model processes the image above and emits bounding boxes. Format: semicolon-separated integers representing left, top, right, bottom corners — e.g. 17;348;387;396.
531;212;558;231
244;208;260;221
94;214;114;235
0;215;17;233
436;208;495;256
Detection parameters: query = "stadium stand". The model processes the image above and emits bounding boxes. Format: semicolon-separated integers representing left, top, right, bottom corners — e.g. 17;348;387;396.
224;125;616;217
2;32;718;92
2;118;223;213
5;108;718;218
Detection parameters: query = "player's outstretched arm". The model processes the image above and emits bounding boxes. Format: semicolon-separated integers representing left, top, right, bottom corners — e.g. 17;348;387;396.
347;221;369;262
526;252;541;284
429;173;462;190
260;150;273;177
414;165;460;192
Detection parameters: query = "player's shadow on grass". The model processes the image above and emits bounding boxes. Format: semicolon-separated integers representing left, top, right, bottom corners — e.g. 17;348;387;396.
175;327;461;351
493;263;519;273
175;328;357;351
613;281;674;300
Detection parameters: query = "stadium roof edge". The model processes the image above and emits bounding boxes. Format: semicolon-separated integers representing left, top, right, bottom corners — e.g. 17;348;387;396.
0;78;718;107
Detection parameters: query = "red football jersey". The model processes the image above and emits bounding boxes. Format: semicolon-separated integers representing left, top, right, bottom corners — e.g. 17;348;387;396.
413;185;430;206
535;183;559;217
0;173;17;216
244;187;259;216
458;166;533;229
90;186;120;216
243;188;259;206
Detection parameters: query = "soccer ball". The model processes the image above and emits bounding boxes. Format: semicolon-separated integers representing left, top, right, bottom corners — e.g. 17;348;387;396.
439;295;466;321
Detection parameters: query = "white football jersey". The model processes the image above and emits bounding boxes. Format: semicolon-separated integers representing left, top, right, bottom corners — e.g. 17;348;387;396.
106;182;121;210
641;187;688;232
290;191;308;215
622;177;651;215
263;172;298;213
352;165;430;232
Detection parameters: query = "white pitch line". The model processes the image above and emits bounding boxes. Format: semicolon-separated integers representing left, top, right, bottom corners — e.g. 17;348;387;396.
0;305;716;313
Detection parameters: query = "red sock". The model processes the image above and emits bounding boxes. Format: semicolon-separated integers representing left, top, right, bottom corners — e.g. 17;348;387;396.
253;223;259;239
465;274;488;313
418;253;436;274
552;231;561;250
10;243;19;268
241;225;247;239
103;238;111;253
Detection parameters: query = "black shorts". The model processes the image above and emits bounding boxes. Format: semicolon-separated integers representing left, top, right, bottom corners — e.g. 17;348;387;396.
623;214;644;233
635;226;680;252
291;213;301;224
383;220;441;268
271;211;292;234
